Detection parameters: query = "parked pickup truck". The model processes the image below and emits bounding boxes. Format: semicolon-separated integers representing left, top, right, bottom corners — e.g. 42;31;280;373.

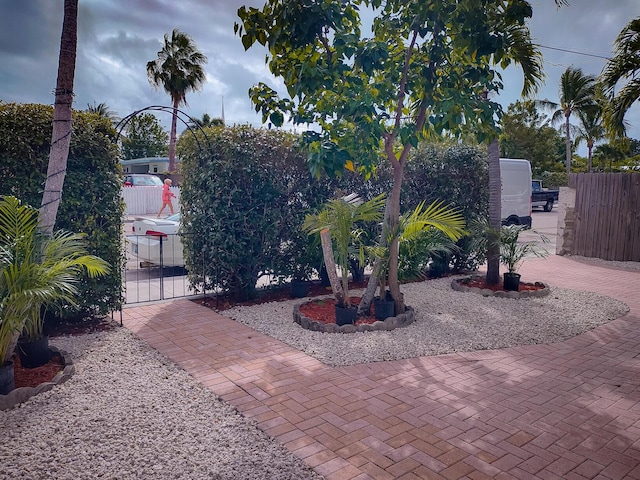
531;180;559;212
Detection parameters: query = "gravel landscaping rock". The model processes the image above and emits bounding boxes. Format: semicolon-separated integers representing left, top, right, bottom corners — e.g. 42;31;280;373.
226;277;629;367
0;329;323;480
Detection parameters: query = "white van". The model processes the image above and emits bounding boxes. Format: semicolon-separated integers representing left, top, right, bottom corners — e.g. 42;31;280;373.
500;158;532;228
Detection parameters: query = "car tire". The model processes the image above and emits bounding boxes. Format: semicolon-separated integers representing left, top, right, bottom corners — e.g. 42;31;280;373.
543;199;553;212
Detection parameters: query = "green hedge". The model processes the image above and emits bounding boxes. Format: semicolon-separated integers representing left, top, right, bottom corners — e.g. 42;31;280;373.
0;102;124;318
178;126;490;300
178;125;334;300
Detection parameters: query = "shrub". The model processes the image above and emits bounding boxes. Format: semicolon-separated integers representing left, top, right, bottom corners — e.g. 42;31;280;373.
178;125;333;300
403;143;489;272
0;102;124;318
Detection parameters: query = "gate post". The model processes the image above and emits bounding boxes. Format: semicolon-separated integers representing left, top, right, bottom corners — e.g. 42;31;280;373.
556;175;576;256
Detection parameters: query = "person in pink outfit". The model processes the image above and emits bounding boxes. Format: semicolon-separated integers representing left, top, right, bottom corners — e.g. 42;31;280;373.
158;178;176;217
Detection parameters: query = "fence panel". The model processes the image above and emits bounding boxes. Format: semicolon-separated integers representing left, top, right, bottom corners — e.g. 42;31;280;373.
572;173;640;261
121;187;181;216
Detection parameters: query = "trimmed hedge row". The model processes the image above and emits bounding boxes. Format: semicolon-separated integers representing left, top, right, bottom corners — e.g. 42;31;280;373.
0;102;124;318
178;126;489;300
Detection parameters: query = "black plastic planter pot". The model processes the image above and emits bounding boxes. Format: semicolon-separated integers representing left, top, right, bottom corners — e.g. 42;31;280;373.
0;361;14;395
374;298;395;321
503;272;521;292
290;281;310;298
335;305;357;326
18;336;51;369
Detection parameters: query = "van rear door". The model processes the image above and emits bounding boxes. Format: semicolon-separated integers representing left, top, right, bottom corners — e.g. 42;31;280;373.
500;158;532;228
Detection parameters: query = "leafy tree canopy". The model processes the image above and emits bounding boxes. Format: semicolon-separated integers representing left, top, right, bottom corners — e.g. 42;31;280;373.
499;100;564;175
236;0;542;177
121;112;169;160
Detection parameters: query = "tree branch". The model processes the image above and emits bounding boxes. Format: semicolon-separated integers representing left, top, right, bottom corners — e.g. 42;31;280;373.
393;28;419;133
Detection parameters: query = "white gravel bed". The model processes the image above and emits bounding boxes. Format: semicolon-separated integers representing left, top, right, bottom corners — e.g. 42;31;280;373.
0;328;323;480
226;277;630;367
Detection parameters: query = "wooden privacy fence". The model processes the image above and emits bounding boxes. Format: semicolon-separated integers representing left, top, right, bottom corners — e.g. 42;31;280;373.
570;173;640;261
121;186;181;216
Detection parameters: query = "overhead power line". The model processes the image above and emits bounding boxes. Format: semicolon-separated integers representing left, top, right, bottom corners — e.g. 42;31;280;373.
536;44;611;60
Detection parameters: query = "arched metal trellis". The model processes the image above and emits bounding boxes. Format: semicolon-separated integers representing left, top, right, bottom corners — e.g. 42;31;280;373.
115;105;213;158
119;105;217;310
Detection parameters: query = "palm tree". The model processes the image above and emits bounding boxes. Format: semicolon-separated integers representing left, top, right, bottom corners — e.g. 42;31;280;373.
303;194;385;309
485;19;544;285
186;113;224;130
600;17;640;139
147;29;208;172
40;0;77;235
538;67;598;175
0;196;109;364
575;107;605;172
86;101;119;123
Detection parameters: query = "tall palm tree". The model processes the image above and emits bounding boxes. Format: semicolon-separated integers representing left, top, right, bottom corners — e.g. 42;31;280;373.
600;17;640;139
40;0;77;235
485;19;544;285
538;67;598;175
147;29;208;172
575;107;605;172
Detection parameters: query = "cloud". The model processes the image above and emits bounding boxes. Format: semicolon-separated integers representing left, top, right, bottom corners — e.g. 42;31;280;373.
1;0;638;145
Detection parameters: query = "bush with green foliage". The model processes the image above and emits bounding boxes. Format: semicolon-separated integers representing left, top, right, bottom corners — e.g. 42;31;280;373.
178;125;334;300
0;102;124;318
539;171;568;189
403;143;489;272
178;125;491;297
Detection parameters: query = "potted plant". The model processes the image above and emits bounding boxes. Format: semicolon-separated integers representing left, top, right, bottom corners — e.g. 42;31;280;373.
500;224;549;291
0;196;110;387
303;193;385;325
288;234;323;298
367;240;395;320
363;200;466;319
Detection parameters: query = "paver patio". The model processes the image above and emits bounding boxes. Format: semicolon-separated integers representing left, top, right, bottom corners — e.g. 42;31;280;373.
122;255;640;479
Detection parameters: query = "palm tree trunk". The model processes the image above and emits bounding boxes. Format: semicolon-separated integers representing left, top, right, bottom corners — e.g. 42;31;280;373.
587;142;593;173
40;0;78;235
169;98;179;172
320;229;345;306
565;114;572;175
485;139;501;285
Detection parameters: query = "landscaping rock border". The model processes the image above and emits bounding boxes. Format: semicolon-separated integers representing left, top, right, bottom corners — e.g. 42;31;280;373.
451;276;551;299
293;303;415;333
0;346;75;411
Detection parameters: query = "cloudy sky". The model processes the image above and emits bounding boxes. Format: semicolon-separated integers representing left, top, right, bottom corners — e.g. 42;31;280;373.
1;0;639;148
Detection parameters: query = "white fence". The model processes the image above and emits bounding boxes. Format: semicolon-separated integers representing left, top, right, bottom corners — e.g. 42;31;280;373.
121;187;181;216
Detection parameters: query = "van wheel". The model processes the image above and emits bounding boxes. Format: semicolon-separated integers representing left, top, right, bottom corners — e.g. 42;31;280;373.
505;218;518;226
543;199;554;212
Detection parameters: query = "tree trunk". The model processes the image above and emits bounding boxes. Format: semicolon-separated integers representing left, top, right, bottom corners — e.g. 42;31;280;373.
386;163;405;314
40;0;78;235
565;114;572;175
587;142;593;173
485;139;501;285
358;196;391;315
357;262;379;316
320;229;345;306
168;97;179;172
